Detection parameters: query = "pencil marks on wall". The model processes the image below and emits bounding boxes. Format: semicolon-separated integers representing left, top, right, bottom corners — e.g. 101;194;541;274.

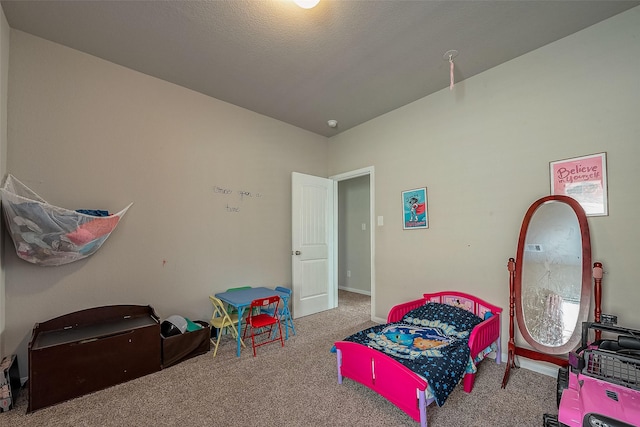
213;185;263;213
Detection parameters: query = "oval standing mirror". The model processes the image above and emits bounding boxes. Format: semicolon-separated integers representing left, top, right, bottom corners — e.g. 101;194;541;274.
515;195;591;354
502;195;602;389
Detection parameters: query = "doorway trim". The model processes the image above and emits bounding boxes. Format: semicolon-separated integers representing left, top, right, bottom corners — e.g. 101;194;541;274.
330;166;375;320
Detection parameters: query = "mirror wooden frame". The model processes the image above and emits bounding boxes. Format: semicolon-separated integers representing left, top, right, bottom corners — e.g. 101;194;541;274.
501;195;602;388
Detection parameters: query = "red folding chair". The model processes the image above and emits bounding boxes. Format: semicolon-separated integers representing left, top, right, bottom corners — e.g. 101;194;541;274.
242;295;284;357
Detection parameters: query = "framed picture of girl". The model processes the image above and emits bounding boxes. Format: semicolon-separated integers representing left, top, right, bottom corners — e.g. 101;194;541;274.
402;187;428;229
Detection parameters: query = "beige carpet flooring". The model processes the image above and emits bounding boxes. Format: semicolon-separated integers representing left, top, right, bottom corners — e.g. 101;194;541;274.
1;290;557;426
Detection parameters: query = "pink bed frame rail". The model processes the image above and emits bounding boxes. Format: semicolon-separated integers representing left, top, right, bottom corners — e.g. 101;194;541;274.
335;291;502;427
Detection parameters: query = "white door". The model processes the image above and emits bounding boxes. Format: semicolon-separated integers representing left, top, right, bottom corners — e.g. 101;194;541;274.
291;172;335;318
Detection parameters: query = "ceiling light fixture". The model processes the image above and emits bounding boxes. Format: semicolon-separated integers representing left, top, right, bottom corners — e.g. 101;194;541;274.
293;0;320;9
327;119;338;128
443;50;458;90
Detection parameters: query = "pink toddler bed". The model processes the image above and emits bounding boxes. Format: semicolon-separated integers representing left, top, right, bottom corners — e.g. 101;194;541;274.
334;291;502;427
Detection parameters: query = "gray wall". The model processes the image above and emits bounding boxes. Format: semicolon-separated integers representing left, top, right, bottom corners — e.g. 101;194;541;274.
3;30;327;375
338;175;370;294
329;7;640;368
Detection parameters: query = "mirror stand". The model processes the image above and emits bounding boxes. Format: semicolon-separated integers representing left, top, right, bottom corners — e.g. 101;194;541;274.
501;260;603;388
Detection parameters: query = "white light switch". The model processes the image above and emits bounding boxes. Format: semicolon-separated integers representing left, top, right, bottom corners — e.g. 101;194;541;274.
361;223;366;231
377;216;384;226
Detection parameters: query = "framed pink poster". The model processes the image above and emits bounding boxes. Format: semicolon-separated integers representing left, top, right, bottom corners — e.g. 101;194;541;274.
550;152;608;216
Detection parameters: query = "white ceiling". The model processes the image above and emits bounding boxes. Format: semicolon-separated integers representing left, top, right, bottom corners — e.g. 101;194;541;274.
2;1;638;137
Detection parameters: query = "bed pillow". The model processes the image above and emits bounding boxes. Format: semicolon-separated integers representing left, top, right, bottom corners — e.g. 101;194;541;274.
402;302;483;337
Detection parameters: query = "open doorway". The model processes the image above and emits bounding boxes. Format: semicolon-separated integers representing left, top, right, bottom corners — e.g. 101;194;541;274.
331;167;374;320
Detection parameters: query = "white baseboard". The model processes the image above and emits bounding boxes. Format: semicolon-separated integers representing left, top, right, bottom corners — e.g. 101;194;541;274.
338;286;371;296
499;352;559;378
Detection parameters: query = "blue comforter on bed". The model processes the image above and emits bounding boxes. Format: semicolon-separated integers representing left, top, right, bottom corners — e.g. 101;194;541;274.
340;302;483;406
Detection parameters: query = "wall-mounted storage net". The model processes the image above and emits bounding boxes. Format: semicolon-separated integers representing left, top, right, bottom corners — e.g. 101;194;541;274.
0;174;132;266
